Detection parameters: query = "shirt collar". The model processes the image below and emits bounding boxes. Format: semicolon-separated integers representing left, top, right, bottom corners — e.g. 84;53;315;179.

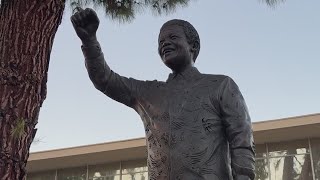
166;66;202;83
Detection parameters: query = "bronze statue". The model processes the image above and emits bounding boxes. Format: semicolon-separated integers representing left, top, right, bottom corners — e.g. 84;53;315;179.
71;8;255;180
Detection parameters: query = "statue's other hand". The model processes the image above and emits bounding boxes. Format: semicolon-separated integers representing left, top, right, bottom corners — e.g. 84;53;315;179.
71;8;99;43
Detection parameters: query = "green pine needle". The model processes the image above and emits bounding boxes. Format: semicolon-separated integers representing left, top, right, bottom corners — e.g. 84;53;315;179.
11;118;26;140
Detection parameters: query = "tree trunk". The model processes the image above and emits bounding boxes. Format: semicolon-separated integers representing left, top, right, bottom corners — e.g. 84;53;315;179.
0;0;65;179
299;155;311;180
282;149;296;180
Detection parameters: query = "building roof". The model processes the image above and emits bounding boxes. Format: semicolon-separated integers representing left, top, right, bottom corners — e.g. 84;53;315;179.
253;113;320;143
27;113;320;173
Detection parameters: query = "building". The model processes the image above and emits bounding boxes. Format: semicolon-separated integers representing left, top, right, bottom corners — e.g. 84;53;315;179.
27;113;320;180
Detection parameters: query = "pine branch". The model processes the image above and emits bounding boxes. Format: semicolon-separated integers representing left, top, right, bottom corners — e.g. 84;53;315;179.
70;0;192;23
68;0;286;23
263;0;286;6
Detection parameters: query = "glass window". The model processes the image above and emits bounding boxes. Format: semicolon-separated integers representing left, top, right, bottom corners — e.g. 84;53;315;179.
27;170;55;180
122;171;148;180
57;166;87;180
88;175;120;180
269;154;312;180
88;162;121;180
311;138;320;180
121;159;148;174
268;139;309;157
255;158;269;180
121;159;148;180
256;144;267;158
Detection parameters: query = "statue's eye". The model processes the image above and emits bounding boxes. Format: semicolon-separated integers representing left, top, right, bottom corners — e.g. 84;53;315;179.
170;35;178;40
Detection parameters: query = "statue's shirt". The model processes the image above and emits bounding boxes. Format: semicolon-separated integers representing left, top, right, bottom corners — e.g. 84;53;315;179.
82;44;255;180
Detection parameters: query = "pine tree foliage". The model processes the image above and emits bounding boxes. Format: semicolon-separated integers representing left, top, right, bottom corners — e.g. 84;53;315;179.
70;0;192;23
264;0;286;6
1;0;286;22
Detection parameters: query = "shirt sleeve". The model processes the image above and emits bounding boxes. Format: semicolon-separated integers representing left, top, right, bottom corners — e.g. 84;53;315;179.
81;41;144;108
218;76;255;180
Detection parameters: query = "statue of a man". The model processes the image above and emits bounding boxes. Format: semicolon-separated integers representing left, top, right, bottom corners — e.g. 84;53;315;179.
71;8;255;180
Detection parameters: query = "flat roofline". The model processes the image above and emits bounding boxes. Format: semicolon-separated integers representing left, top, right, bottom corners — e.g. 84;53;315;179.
29;137;146;161
30;137;145;156
30;113;320;157
253;113;320;131
254;113;320;124
27;113;320;172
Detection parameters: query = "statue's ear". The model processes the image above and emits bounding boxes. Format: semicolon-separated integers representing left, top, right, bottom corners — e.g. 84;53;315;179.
191;41;199;53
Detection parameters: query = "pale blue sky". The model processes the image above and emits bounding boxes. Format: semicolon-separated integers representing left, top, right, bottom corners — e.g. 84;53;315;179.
30;0;320;152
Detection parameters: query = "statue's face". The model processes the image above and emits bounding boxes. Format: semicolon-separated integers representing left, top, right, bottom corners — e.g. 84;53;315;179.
158;25;194;72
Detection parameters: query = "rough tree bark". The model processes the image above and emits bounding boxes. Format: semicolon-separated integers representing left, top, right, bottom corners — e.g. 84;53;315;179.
282;149;296;180
0;0;65;179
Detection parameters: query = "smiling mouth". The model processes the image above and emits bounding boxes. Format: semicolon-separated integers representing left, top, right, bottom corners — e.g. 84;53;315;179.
162;48;174;56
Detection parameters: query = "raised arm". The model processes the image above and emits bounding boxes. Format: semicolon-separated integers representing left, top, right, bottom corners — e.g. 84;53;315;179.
71;8;141;108
219;77;255;180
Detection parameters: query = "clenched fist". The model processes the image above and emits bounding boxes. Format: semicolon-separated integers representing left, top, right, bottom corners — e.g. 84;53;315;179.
71;8;100;44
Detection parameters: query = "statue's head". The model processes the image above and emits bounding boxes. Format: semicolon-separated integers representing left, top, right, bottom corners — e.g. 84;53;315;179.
158;19;200;72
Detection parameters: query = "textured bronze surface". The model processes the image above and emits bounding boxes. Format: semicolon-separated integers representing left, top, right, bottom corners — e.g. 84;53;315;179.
71;8;255;180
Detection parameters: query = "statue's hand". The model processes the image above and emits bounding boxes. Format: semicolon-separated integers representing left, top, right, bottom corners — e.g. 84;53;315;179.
71;8;99;43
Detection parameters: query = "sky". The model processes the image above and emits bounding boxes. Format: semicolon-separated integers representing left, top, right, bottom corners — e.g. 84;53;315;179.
30;0;320;152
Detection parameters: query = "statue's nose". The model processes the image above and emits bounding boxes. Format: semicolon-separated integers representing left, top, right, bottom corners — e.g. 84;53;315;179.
162;40;171;48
